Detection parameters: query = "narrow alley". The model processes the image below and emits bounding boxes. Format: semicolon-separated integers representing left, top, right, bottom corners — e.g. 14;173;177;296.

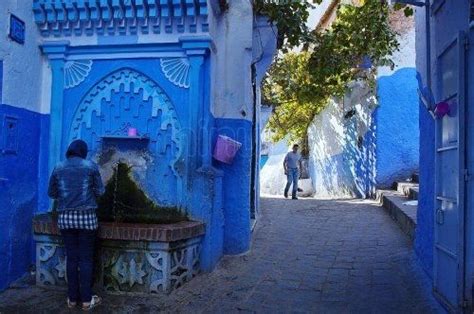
0;197;443;313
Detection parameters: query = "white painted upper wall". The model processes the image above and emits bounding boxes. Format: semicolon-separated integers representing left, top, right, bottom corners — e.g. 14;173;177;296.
210;0;255;121
0;1;45;113
378;13;416;77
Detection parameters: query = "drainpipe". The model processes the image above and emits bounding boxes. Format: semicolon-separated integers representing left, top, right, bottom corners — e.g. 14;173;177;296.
250;15;266;220
250;63;257;219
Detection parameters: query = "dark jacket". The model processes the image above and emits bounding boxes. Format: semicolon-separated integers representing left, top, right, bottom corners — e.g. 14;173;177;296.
48;140;105;211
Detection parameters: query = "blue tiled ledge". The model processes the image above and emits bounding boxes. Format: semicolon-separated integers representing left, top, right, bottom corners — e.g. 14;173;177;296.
33;0;209;37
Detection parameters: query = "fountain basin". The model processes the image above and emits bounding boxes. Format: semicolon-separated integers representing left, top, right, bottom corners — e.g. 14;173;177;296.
33;214;205;294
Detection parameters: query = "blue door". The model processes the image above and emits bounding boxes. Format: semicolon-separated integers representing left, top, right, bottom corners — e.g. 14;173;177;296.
434;31;467;311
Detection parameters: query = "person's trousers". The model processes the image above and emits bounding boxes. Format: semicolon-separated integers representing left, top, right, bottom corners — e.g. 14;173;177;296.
285;168;299;197
60;228;96;303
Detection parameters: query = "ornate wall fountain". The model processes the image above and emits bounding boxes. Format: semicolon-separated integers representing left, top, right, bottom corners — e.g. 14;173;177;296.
29;0;278;294
31;0;222;294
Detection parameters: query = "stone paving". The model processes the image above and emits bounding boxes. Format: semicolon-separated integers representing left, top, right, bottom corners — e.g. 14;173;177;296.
0;197;444;313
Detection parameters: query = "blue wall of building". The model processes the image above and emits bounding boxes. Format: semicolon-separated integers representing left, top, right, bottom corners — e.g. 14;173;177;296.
414;1;470;283
215;118;252;255
0;104;45;290
37;116;50;213
376;67;420;188
415;100;435;276
343;109;377;198
309;67;420;198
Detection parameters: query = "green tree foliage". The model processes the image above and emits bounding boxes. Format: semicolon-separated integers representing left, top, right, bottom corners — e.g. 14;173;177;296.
260;0;406;142
254;0;323;50
263;51;322;141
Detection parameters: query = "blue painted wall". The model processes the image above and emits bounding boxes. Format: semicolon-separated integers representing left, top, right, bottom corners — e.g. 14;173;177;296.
415;100;435;276
64;64;186;207
0;104;44;290
188;165;224;272
414;5;434;279
45;51;253;267
343;109;377;198
37;115;50;213
375;68;420;188
311;152;358;197
308;98;377;199
0;61;3;101
413;1;470;282
214;118;252;255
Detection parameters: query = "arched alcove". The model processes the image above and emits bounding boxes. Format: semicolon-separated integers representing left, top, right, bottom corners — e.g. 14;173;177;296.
68;68;185;207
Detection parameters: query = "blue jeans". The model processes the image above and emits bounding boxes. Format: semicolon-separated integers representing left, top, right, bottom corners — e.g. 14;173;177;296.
60;229;96;303
285;168;299;197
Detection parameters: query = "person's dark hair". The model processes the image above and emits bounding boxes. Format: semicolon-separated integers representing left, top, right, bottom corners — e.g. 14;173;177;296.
66;140;88;159
293;144;299;148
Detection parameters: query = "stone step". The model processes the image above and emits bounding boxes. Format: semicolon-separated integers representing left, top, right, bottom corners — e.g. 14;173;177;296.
377;190;417;241
395;181;419;198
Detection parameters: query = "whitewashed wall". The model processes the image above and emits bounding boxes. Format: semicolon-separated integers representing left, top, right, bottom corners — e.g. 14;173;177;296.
307;13;417;197
210;0;254;121
259;137;290;196
0;1;44;113
308;82;375;199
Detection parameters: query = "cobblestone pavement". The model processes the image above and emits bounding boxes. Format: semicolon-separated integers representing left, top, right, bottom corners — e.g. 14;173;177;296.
0;197;444;314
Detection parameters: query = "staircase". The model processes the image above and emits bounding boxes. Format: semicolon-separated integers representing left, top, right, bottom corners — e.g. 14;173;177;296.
377;173;419;241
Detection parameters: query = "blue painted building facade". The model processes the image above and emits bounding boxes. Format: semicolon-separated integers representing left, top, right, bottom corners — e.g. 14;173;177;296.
415;1;474;312
0;0;276;290
0;0;46;291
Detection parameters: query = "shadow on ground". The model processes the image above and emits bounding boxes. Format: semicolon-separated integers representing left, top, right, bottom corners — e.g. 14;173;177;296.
0;197;444;314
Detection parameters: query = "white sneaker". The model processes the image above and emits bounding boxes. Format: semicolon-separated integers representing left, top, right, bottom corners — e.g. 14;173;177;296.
67;298;77;309
82;295;102;311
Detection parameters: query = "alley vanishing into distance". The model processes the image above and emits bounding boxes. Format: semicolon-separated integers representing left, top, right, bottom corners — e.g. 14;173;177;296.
0;197;442;313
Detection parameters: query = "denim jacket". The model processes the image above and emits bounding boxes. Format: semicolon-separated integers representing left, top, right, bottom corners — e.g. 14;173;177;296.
48;157;105;211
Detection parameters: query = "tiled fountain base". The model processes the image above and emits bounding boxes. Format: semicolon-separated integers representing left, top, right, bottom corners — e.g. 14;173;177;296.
33;214;205;294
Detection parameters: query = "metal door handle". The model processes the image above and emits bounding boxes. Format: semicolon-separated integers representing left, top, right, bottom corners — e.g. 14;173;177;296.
436;209;445;225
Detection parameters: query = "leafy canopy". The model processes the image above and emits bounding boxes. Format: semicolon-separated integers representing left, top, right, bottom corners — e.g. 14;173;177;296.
254;0;323;51
257;0;409;142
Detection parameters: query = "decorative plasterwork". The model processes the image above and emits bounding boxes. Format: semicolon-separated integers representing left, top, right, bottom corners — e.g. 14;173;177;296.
33;0;209;37
37;243;66;286
116;257;147;287
68;68;184;174
36;234;202;294
64;60;93;89
160;58;190;88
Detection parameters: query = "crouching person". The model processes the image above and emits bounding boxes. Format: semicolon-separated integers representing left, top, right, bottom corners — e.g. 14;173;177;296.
48;140;105;311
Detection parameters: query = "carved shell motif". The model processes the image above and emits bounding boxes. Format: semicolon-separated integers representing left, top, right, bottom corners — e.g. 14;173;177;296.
160;58;190;88
64;60;93;89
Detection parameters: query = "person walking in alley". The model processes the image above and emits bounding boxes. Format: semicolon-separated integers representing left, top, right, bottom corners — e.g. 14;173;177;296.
283;144;302;200
48;140;105;311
